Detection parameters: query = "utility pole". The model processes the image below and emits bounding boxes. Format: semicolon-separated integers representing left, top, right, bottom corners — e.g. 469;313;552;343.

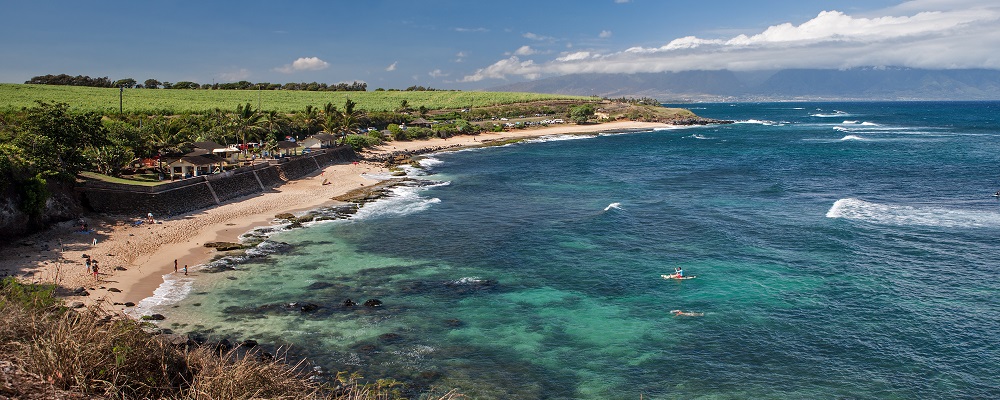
257;84;262;110
119;86;124;114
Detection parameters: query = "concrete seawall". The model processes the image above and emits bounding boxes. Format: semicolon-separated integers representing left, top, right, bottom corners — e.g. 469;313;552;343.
78;146;356;216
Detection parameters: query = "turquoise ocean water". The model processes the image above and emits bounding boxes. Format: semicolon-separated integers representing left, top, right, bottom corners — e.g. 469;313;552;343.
140;102;1000;399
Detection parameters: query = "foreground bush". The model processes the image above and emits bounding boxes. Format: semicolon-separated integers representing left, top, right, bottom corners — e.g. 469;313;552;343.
0;278;460;399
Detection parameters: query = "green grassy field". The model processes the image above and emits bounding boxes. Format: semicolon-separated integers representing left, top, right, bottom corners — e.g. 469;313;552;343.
0;84;591;114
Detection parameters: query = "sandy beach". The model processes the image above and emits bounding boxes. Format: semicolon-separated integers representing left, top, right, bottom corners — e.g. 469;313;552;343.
1;121;669;314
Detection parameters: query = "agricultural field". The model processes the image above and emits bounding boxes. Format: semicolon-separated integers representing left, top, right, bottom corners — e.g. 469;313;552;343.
0;84;591;114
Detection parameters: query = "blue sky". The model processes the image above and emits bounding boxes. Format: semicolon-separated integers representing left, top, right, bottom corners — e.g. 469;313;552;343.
1;0;997;90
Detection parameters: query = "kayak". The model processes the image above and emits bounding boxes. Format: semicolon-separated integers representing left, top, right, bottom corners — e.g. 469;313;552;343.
662;274;697;280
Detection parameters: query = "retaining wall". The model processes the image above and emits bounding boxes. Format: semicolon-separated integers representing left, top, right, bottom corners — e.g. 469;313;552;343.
78;146;356;217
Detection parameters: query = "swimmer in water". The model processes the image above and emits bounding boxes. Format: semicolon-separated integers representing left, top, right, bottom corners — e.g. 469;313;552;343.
671;310;704;317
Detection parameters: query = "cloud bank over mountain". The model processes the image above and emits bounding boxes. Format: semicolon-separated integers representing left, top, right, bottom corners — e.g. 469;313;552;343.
463;0;1000;83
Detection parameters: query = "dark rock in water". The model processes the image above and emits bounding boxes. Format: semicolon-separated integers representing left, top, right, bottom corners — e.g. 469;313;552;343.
241;339;259;348
274;213;296;221
307;281;335;290
379;332;403;343
445;318;464;327
418;370;442;381
215;338;234;352
223;301;323;316
343;298;358;307
204;241;244;251
226;276;238;280
358;344;377;353
124;302;135;307
142;314;166;321
158;334;195;348
363;299;383;307
289;302;321;312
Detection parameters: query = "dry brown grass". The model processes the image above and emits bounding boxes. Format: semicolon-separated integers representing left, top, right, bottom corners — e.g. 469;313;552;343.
0;278;464;400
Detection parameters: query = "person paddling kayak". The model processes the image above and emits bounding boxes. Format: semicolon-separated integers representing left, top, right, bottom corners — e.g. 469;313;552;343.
662;267;695;280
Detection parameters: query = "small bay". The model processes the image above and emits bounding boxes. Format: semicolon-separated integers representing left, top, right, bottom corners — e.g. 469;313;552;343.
150;102;1000;399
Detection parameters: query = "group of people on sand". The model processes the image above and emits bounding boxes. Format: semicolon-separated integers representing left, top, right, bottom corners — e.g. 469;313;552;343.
84;255;100;281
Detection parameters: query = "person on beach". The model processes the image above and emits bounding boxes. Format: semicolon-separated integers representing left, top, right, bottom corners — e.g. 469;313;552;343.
146;212;154;224
183;265;188;275
174;259;178;273
92;237;98;246
92;263;99;281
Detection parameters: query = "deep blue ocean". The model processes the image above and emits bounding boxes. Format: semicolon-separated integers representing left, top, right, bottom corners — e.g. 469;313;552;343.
145;102;1000;399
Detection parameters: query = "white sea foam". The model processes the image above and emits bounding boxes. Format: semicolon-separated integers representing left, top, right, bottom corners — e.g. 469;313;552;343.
826;198;1000;228
522;134;596;144
839;135;867;141
418;156;444;168
687;134;711;140
603;202;622;212
351;181;447;220
736;119;774;125
129;274;194;318
812;111;851;118
450;277;487;285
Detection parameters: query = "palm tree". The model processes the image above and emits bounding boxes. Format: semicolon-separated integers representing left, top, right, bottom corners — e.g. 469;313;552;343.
320;102;340;134
262;110;290;143
230;103;263;157
396;99;412;113
295;105;321;138
339;98;361;135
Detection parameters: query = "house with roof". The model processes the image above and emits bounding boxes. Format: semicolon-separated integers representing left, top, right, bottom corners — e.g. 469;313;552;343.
275;140;301;157
192;140;241;164
165;149;227;179
300;132;337;149
407;117;433;129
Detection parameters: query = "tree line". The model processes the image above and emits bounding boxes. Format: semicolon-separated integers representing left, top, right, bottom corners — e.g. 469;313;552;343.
0;98;495;219
25;74;368;91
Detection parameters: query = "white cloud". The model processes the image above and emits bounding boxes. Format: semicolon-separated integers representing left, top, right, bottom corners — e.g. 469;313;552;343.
218;68;251;82
275;57;330;73
454;52;466;62
461;56;540;82
455;27;489;33
556;51;592;62
514;45;538;56
386;61;398;72
599;30;613;38
464;3;1000;82
429;69;449;78
523;32;555;41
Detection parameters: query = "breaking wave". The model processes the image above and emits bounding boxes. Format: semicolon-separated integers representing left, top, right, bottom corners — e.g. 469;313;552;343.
826;198;1000;228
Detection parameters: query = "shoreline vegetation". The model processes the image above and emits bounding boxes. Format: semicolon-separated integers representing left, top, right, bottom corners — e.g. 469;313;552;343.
0;84;727;397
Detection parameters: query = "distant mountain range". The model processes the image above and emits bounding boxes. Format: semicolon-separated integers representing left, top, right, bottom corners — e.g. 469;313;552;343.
488;67;1000;101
